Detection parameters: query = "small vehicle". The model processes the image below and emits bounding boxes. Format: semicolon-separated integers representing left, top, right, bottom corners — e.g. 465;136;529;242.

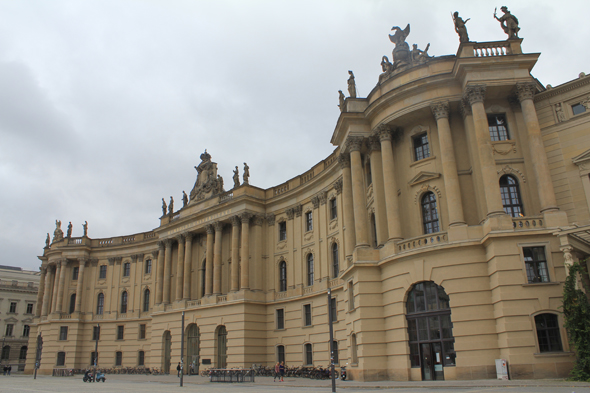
340;366;347;381
83;371;94;382
95;372;106;382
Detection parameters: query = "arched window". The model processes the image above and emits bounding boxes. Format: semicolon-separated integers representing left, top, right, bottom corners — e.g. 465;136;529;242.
96;293;104;315
279;261;287;292
69;293;76;314
304;343;313;365
351;334;358;364
19;346;27;360
535;313;563;353
500;175;524;217
332;243;339;278
421;192;439;234
120;291;128;314
143;288;150;312
406;281;454;381
306;254;314;286
201;260;206;298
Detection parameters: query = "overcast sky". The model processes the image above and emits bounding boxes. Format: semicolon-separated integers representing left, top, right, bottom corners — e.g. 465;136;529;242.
1;1;588;271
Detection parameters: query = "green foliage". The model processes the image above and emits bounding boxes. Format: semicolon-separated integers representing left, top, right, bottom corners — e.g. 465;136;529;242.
562;260;590;382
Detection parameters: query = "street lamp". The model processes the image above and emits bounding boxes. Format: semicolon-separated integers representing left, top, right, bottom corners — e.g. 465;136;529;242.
327;288;336;393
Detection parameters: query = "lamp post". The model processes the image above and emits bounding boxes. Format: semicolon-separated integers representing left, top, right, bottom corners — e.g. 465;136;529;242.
328;288;336;392
180;311;185;387
94;323;99;382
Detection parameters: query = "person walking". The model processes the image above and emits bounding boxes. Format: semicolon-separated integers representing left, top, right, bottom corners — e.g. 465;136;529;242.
176;362;181;377
273;362;279;382
7;365;11;375
279;361;285;382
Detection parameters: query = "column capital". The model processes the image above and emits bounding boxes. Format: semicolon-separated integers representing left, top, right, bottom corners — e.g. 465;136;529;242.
375;124;392;141
266;213;275;226
252;215;264;226
205;224;215;235
183;232;194;242
346;136;364;153
338;153;350;169
164;239;173;247
231;215;241;227
175;233;186;243
294;204;302;217
318;191;328;205
40;266;47;274
367;136;381;152
334;179;343;195
213;221;224;232
108;257;116;265
151;249;160;259
515;82;537;102
286;208;295;220
239;212;252;224
78;257;89;267
459;99;472;118
463;84;486;105
157;240;165;250
311;195;320;209
431;101;450;120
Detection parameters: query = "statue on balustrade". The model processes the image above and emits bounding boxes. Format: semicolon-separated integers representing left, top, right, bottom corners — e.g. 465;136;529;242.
169;196;174;215
162;198;167;217
389;24;411;68
182;191;188;207
347;71;357;98
411;43;431;64
52;220;64;243
338;90;346;112
494;6;520;39
83;221;88;237
190;150;225;202
45;233;50;248
66;222;73;238
243;162;250;185
453;11;470;43
233;166;240;188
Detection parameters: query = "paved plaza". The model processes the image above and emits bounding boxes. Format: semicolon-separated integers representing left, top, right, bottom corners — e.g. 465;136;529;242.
0;374;589;393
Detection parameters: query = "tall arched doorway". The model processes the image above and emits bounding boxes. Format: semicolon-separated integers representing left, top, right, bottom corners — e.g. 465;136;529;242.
406;281;455;381
215;325;227;369
186;324;200;374
162;330;172;374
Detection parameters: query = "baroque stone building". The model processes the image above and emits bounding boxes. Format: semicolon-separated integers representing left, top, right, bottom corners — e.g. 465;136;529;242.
27;34;590;381
1;265;40;372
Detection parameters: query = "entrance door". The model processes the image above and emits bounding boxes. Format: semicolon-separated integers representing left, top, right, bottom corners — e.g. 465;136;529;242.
420;343;444;381
186;325;200;374
163;331;172;374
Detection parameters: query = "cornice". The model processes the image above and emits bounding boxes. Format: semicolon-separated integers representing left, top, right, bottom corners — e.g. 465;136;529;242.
534;76;590;102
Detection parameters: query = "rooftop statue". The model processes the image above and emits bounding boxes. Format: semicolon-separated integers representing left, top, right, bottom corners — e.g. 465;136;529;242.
389;24;411;68
453;11;470;43
169;196;174;215
52;219;64;243
190;150;225;202
243;162;250;185
67;221;72;238
161;198;167;217
494;6;519;40
411;43;431;64
45;233;50;248
381;56;394;74
182;191;188;207
83;221;88;237
338;90;346;112
347;71;357;98
233;166;240;188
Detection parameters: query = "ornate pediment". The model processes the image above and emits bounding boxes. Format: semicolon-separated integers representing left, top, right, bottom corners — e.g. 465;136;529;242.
573;149;590;166
408;171;441;187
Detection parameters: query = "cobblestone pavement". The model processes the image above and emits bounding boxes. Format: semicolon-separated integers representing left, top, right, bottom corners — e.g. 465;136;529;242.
0;374;589;393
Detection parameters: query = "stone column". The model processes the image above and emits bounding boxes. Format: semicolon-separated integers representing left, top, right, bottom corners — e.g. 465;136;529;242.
252;215;264;290
463;85;505;217
205;225;214;295
35;267;46;317
183;233;193;300
41;266;53;317
163;239;173;304
231;216;240;292
367;137;389;245
155;242;164;304
431;101;466;226
175;234;185;301
55;259;67;313
74;258;87;313
376;126;403;241
50;262;61;313
516;82;558;212
213;221;223;295
347;136;369;247
240;213;251;290
338;155;356;257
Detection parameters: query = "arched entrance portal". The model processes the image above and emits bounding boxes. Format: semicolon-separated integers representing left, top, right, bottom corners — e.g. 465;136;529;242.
186;324;200;374
162;330;172;374
406;281;455;381
215;325;227;368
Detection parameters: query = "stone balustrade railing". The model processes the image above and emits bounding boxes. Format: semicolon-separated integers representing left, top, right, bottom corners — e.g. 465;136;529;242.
217;295;227;303
473;42;511;57
187;300;201;307
396;232;448;252
274;182;289;196
328;278;341;288
512;216;544;229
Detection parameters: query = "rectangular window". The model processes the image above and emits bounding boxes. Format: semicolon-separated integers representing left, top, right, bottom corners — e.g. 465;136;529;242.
276;308;285;330
145;259;152;274
138;351;145;366
9;302;17;313
524;246;550;283
99;265;107;279
56;352;66;366
139;324;146;339
572;103;587;116
115;351;122;366
72;266;79;280
117;325;124;340
330;198;337;220
487;114;510;141
59;326;68;341
123;263;130;277
26;303;34;314
5;324;14;337
23;325;30;337
277;345;285;364
303;304;312;326
330;297;337;322
413;133;430;161
305;343;313;365
348;281;355;311
279;221;287;241
92;326;100;341
332;341;339;364
305;211;313;232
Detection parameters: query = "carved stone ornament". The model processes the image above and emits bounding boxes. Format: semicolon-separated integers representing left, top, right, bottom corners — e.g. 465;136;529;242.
463;85;486;105
184;232;194;242
554;103;567;122
157;240;165;250
108;257;116;265
266;213;275;226
414;184;442;205
253;215;264;226
346;136;364;153
367;136;381;152
286;208;295;220
52;220;64;243
213;221;224;232
319;191;328;206
189;150;225;203
151;249;160;259
492;141;517;155
231;215;241;227
375;124;392;141
334;179;343;195
239;212;252;224
294;205;303;217
310;196;320;209
459;99;472;118
430;101;450;121
338;154;350;169
497;165;526;183
176;233;185;242
515;82;536;102
205;224;215;235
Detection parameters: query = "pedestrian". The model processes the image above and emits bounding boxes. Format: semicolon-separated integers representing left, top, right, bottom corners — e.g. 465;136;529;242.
2;365;6;375
176;362;181;377
279;361;285;382
273;362;279;382
7;365;11;375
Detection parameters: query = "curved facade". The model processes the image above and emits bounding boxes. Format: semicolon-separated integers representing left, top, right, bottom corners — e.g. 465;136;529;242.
27;38;590;381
